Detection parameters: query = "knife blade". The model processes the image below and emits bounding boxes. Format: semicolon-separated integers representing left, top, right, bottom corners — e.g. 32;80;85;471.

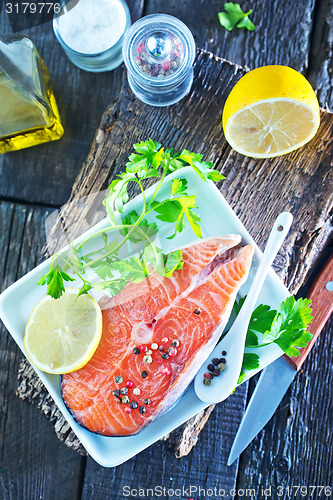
228;254;333;466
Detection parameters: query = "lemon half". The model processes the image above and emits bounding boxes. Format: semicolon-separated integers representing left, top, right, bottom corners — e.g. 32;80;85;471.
24;289;102;374
222;65;320;158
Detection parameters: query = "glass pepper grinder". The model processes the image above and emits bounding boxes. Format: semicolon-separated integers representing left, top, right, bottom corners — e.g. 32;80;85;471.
122;14;196;107
0;34;63;154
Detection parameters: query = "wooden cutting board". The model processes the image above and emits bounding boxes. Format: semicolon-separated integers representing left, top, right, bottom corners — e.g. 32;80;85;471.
17;49;333;456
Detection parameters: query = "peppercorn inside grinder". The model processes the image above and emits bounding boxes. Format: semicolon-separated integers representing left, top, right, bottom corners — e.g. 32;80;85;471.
122;14;196;106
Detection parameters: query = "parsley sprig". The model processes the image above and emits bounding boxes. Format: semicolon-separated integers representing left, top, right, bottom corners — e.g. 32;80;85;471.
218;3;256;31
237;296;313;383
38;139;224;299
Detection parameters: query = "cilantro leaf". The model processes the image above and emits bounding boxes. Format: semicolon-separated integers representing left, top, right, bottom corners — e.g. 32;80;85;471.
37;266;75;299
218;3;256;31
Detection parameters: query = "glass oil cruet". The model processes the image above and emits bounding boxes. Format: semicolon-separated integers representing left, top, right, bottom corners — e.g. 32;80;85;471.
0;33;64;153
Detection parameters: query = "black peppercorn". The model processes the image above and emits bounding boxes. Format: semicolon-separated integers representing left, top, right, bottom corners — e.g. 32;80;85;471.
112;389;120;397
133;347;140;355
213;368;220;377
130;401;138;409
144;398;151;405
219;357;226;364
161;353;169;360
120;387;128;395
193;308;201;315
208;364;214;372
139;406;146;414
212;358;220;365
141;371;148;379
222;350;227;356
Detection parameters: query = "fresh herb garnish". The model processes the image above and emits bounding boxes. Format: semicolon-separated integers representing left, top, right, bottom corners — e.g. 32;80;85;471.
238;353;260;384
38;139;224;299
218;3;256;31
237;296;313;383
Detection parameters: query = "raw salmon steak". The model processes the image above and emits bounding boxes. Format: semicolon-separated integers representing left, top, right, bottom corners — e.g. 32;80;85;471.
62;236;253;436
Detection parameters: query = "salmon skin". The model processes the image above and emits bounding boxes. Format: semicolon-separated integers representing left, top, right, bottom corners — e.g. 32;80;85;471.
62;236;253;436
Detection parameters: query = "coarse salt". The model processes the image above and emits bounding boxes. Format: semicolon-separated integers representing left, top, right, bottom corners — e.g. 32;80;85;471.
57;0;127;54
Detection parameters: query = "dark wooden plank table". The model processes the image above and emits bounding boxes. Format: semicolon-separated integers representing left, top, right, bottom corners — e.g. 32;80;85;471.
0;1;332;499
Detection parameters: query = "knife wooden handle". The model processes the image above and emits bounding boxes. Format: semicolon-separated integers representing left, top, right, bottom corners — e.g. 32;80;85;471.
286;254;333;371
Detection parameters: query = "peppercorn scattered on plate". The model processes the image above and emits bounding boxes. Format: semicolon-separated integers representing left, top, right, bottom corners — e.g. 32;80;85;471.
0;168;289;467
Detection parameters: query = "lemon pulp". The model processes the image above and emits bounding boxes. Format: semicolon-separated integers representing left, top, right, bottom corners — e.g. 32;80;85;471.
222;65;320;158
24;289;102;374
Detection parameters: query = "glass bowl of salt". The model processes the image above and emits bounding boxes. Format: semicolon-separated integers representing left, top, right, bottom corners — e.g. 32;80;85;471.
53;0;131;72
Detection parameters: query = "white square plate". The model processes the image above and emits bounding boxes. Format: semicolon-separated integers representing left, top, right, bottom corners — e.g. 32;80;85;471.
0;167;289;467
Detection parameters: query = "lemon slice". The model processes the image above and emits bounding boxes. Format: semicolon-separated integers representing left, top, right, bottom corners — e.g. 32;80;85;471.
24;289;102;374
222;65;320;158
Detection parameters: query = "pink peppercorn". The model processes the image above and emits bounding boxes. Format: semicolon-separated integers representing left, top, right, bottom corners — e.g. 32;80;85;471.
161;61;171;71
161;337;168;343
137;42;145;53
168;347;177;357
124;407;132;414
126;380;134;388
161;367;171;375
140;344;148;353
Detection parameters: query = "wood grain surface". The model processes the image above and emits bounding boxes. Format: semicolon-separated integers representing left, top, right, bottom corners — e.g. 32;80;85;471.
290;254;333;370
0;202;83;499
18;47;333;467
1;0;333;498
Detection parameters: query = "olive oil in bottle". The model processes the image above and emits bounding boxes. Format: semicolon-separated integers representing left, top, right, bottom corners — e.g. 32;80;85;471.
0;34;64;154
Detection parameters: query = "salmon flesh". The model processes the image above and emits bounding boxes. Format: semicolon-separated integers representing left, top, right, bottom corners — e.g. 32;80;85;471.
62;236;253;436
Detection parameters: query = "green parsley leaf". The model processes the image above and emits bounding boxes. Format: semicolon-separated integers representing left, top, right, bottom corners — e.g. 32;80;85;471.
120;210;158;244
77;282;92;297
245;304;277;347
162;250;183;277
232;297;277;347
109;256;150;283
171;178;188;196
39;140;225;301
125;139;164;178
37;266;75;299
218;3;256;31
153;195;202;239
103;171;137;224
238;352;260;384
92;279;127;297
91;258;114;280
263;296;313;357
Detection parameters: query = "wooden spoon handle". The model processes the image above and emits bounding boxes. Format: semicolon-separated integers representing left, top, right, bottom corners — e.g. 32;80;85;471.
288;254;333;371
